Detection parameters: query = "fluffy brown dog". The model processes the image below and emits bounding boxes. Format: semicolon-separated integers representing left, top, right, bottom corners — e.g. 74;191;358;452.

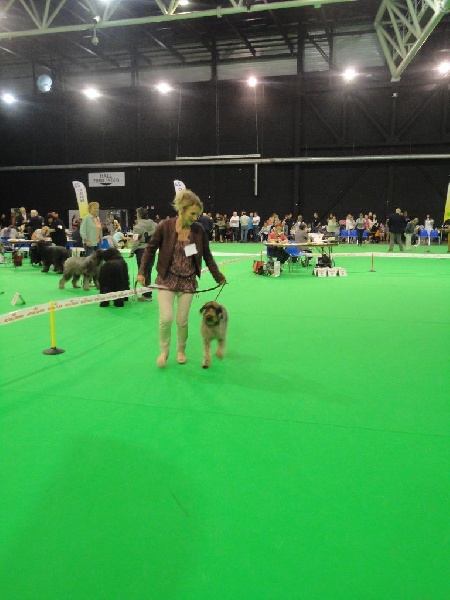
199;301;228;369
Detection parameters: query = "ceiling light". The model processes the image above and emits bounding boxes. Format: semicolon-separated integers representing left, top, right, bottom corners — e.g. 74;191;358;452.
343;67;358;82
37;74;52;93
2;92;17;104
437;61;450;75
156;82;173;94
83;87;101;100
178;0;189;5
247;76;258;87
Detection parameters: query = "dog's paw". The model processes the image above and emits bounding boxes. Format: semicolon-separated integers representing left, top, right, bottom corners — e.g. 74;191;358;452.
202;362;210;369
216;350;225;359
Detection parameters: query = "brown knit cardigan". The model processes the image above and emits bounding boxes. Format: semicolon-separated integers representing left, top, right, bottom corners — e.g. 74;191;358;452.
138;217;225;284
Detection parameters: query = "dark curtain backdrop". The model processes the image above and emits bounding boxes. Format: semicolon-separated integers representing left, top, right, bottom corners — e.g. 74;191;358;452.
1;76;449;225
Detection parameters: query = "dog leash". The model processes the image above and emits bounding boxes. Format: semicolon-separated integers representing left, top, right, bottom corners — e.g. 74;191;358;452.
133;280;226;301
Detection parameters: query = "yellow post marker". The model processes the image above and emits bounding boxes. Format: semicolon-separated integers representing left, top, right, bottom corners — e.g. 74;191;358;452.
221;261;226;275
43;300;65;355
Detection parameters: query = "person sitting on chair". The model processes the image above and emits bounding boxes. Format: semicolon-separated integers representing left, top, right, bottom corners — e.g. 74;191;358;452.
294;224;313;265
267;222;289;263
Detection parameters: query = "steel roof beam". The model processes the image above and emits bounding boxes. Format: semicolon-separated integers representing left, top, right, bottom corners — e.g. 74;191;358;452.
0;0;358;40
375;0;450;82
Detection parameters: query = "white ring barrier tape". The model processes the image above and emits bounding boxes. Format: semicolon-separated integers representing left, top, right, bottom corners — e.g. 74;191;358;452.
0;255;259;326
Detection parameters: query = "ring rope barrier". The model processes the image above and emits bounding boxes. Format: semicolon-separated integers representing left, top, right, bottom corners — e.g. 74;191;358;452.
0;254;260;327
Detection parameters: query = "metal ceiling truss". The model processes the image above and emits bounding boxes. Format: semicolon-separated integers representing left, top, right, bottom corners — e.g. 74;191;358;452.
375;0;450;82
0;0;358;40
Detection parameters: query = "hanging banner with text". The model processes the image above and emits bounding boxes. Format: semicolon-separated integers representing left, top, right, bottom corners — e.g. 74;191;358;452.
88;172;125;187
72;181;89;218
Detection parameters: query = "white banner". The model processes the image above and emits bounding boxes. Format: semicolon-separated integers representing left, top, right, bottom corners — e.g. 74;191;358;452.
174;180;186;194
72;181;89;218
88;172;125;187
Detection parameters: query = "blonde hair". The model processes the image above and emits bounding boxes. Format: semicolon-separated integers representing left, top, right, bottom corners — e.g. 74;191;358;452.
172;190;203;215
88;202;99;211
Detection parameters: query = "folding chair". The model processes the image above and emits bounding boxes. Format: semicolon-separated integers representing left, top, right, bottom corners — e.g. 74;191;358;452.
1;237;14;266
419;230;428;245
284;246;309;272
339;229;348;243
429;230;439;244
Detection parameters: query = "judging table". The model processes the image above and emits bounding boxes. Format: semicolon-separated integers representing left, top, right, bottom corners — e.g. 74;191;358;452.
4;238;32;248
264;241;338;262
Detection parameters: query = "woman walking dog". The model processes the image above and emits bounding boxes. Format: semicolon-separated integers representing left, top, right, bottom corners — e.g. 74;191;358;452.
137;189;226;367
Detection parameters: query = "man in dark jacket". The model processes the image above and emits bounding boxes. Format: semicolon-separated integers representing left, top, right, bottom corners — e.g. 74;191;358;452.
46;212;68;248
28;210;44;234
387;208;406;252
198;212;213;240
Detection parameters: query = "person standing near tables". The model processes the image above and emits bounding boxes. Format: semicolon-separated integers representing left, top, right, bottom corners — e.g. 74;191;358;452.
404;218;418;251
28;210;44;235
387;208;407;252
229;211;240;242
137;190;226;368
424;214;434;246
129;207;157;302
355;212;366;246
80;202;101;256
16;207;29;229
252;211;260;241
46;212;67;248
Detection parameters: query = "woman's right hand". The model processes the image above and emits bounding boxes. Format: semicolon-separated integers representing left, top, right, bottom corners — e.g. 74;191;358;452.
136;274;146;285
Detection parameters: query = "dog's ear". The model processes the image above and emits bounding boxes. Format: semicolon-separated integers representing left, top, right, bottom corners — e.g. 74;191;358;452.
200;304;207;314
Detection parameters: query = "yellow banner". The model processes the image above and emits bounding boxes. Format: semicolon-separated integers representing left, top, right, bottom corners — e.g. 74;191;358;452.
445;182;450;223
72;181;89;218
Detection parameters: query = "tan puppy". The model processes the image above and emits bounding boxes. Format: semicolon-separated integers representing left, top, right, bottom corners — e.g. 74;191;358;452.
200;301;228;369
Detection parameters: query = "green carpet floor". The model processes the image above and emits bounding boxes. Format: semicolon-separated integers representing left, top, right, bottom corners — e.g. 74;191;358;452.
1;242;449;599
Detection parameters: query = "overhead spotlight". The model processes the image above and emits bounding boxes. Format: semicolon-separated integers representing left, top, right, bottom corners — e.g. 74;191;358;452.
2;92;17;104
93;15;100;23
155;82;173;94
37;74;53;93
91;32;99;46
178;0;189;5
437;60;450;75
247;76;258;87
83;87;101;100
342;67;358;82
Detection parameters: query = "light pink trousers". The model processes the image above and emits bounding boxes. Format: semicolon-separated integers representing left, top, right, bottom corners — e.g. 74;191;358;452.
157;289;194;356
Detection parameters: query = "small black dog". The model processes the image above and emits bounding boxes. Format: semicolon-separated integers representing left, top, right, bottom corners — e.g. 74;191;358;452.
36;240;70;274
98;248;130;307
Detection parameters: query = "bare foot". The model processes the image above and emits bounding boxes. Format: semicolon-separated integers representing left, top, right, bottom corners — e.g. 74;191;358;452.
156;354;168;367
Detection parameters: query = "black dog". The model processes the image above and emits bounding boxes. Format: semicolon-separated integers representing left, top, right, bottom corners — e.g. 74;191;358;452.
98;248;130;307
36;240;70;274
